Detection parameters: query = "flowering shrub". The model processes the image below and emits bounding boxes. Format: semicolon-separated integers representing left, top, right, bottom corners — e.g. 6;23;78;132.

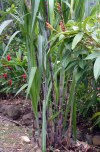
0;49;28;94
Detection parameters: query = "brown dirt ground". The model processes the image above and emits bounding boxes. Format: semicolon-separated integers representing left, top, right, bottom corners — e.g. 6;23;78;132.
0;116;42;152
0;97;41;152
0;97;100;152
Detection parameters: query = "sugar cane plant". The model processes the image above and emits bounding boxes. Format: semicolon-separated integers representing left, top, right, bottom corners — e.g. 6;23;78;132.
0;0;100;151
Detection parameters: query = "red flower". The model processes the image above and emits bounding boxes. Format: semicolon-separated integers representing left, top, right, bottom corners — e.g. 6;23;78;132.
8;79;12;86
7;54;11;61
22;74;27;79
3;73;7;79
0;75;2;78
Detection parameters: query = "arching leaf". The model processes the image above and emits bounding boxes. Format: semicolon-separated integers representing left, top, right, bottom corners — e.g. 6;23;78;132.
0;20;12;35
72;32;84;50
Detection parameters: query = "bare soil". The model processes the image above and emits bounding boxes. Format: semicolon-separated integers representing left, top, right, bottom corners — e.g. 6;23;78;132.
0;116;32;152
0;97;100;152
0;97;41;152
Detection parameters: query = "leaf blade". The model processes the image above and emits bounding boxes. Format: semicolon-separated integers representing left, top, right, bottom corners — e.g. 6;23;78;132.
85;52;100;60
31;0;40;33
49;0;54;25
94;57;100;80
2;31;20;57
15;84;28;96
72;32;84;50
26;67;37;98
0;20;12;35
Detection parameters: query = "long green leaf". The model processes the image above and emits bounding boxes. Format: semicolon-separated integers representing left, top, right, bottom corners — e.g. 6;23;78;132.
38;35;43;67
92;112;100;120
2;31;20;57
94;57;100;80
70;0;74;19
74;0;85;21
0;20;12;35
85;52;100;60
31;0;40;33
26;67;37;98
15;84;28;96
49;0;54;25
91;117;100;129
72;32;84;50
62;0;71;8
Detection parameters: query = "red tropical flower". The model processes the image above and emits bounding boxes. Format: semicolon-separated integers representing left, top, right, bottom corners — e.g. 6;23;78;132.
0;75;2;78
22;74;27;79
3;73;7;79
7;54;11;61
8;79;12;86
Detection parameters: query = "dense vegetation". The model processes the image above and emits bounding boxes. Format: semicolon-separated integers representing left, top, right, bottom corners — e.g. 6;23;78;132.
0;0;100;151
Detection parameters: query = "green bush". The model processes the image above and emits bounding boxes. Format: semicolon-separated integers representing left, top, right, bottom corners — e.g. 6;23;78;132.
0;49;27;94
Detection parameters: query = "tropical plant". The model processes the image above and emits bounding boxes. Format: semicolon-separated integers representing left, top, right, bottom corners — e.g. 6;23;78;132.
0;0;100;151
